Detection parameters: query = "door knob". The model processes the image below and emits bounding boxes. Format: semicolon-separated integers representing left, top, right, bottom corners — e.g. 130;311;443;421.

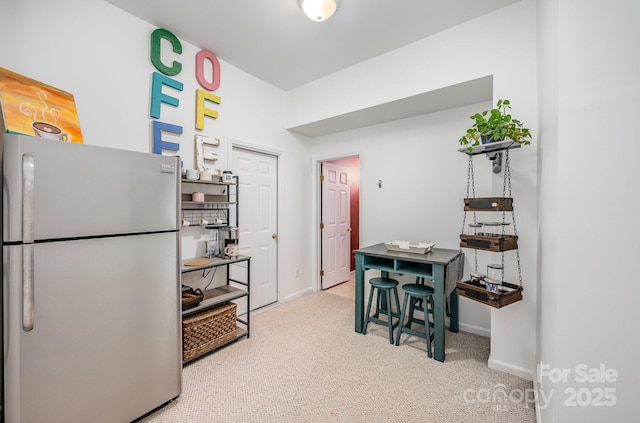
272;233;278;239
347;227;352;232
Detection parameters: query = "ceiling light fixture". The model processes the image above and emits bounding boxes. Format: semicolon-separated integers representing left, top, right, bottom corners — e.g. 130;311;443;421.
299;0;337;22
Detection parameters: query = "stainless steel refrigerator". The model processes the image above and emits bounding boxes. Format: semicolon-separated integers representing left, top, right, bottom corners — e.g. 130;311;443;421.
2;134;182;422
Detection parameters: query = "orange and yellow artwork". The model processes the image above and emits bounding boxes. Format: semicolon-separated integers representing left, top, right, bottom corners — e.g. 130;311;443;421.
0;67;83;143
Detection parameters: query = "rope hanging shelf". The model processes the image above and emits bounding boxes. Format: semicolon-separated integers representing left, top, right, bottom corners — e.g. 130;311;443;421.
456;143;523;309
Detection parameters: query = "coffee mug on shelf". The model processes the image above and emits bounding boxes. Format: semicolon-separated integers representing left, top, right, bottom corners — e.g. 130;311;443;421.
192;192;205;202
224;244;239;257
186;169;199;180
222;171;234;183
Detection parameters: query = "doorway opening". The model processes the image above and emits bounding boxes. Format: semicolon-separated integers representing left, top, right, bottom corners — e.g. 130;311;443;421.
319;156;360;290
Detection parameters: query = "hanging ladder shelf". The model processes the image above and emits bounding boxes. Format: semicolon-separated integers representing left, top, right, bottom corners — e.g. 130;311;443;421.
456;146;524;309
456;279;523;308
457;139;522;156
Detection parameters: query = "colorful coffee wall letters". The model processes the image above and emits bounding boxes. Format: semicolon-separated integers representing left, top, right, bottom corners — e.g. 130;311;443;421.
149;28;221;156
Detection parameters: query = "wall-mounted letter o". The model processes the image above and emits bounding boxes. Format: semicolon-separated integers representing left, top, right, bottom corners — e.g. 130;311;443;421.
195;49;221;91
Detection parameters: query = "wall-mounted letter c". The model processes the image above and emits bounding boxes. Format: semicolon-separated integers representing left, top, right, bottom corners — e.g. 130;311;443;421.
150;28;183;76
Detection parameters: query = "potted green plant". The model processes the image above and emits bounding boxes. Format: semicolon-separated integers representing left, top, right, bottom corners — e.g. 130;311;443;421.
459;99;532;152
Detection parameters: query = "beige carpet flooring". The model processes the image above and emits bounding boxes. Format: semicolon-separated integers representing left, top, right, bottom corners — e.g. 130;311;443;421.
140;281;536;423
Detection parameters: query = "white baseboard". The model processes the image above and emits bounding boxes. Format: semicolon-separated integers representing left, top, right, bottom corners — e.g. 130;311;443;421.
488;357;534;381
253;287;314;315
284;287;313;303
458;322;491;338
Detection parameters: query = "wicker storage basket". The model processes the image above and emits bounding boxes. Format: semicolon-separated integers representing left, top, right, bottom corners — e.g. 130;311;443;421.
183;302;237;361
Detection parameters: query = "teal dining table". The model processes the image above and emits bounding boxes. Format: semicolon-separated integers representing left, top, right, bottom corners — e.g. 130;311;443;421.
353;243;462;362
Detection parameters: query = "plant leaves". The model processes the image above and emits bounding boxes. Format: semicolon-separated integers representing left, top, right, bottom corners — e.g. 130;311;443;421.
459;98;532;148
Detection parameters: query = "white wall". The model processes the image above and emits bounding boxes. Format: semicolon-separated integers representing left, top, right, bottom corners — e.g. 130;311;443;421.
536;0;559;420
537;0;640;421
0;0;313;302
299;0;538;378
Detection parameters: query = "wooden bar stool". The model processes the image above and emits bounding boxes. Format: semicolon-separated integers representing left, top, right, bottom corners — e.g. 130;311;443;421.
395;279;435;358
362;277;401;344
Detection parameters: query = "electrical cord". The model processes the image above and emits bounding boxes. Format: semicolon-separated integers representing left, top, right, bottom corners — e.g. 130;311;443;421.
202;266;217;291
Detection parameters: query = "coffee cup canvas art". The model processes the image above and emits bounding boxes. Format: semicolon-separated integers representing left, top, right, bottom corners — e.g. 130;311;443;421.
0;67;83;143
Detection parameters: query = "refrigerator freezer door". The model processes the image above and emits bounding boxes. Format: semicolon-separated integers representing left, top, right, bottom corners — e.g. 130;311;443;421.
3;232;182;423
2;134;180;243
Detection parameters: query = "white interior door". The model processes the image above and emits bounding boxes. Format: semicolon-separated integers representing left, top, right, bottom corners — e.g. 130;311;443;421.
232;147;278;310
321;162;351;289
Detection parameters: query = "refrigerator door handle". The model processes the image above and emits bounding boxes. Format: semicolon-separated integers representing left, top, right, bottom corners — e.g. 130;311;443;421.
23;244;34;331
23;153;35;243
23;153;35;331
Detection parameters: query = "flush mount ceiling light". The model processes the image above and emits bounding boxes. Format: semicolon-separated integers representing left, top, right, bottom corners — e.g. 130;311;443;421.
299;0;337;22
